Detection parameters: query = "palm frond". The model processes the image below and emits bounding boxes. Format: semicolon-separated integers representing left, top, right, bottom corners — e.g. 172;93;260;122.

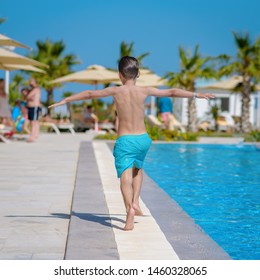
232;31;250;50
137;52;150;62
0;18;6;24
179;46;188;68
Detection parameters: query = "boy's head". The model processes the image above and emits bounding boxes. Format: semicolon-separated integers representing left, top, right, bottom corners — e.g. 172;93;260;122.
118;56;139;81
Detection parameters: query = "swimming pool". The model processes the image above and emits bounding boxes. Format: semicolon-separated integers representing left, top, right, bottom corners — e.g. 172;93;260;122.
144;143;260;260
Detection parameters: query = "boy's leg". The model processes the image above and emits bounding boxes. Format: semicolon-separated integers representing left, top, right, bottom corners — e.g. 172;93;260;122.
132;168;144;216
120;168;135;231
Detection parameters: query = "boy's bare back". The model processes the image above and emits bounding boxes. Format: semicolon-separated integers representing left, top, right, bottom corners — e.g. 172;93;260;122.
113;85;148;136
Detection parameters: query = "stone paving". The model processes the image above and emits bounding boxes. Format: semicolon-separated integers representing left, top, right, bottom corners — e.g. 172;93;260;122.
0;133;91;259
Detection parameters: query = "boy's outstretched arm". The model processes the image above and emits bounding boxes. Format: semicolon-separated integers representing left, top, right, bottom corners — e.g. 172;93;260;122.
48;87;115;108
146;87;215;100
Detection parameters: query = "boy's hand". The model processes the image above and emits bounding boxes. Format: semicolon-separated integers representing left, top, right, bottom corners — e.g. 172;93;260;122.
197;93;215;100
48;99;67;109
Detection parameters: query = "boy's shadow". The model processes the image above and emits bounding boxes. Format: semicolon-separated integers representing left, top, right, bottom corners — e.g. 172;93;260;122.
69;211;126;231
6;212;127;231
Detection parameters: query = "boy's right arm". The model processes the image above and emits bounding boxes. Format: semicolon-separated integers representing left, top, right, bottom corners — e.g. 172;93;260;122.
48;87;116;108
146;87;215;100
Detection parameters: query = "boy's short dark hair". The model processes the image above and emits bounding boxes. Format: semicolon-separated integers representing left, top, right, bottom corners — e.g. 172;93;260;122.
118;56;139;80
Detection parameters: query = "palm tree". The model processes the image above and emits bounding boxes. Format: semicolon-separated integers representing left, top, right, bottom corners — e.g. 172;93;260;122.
219;32;260;133
28;39;80;114
118;41;149;67
8;74;26;106
62;91;73;120
0;18;6;24
165;45;218;132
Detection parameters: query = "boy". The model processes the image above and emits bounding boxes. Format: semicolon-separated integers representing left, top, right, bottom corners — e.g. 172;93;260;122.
49;56;215;231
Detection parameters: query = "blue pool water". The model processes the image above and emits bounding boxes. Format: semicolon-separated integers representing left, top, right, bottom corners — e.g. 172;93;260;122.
143;144;260;260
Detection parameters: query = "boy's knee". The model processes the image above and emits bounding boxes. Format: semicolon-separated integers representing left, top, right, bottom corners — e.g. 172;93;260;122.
120;171;133;185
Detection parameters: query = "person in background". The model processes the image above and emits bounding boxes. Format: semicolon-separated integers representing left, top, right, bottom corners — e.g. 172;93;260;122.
83;104;98;130
0;78;13;126
20;88;30;134
157;96;173;130
26;78;41;142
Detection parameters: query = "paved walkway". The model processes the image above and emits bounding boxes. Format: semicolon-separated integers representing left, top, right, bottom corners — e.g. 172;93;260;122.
0;133;92;259
0;134;231;260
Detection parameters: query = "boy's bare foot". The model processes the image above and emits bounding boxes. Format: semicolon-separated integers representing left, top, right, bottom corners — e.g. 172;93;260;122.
27;138;35;143
124;207;135;231
133;203;143;216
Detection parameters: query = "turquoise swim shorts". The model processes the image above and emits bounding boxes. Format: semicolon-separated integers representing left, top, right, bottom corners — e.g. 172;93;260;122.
113;133;152;178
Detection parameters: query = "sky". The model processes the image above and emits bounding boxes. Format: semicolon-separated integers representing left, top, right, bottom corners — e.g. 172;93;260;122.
1;0;260;113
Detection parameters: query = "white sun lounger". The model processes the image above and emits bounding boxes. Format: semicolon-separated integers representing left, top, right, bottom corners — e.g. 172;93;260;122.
0;125;12;143
40;122;75;135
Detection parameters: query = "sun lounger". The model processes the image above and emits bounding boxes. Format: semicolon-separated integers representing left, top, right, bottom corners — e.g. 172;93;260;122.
146;114;164;128
0;125;12;143
146;114;186;132
168;114;186;132
40;121;75;135
40;121;61;134
56;123;75;135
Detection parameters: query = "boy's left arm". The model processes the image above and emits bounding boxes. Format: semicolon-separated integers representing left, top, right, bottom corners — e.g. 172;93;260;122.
146;87;215;100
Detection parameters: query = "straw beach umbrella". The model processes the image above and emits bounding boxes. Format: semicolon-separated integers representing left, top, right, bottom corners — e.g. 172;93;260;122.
0;34;32;94
0;63;45;73
0;47;47;68
0;47;48;94
0;34;31;49
202;76;260;125
202;75;260;91
136;68;167;87
202;76;243;91
49;64;119;88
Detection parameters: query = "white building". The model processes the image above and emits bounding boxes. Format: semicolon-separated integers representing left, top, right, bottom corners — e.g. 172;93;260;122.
173;76;260;129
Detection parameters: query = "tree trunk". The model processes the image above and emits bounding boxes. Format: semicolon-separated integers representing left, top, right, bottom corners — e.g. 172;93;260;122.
187;84;197;132
67;103;72;121
47;88;54;115
187;99;197;132
241;75;251;133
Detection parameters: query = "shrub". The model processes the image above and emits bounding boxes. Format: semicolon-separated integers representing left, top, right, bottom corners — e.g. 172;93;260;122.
94;129;198;142
244;130;260;142
95;133;118;140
